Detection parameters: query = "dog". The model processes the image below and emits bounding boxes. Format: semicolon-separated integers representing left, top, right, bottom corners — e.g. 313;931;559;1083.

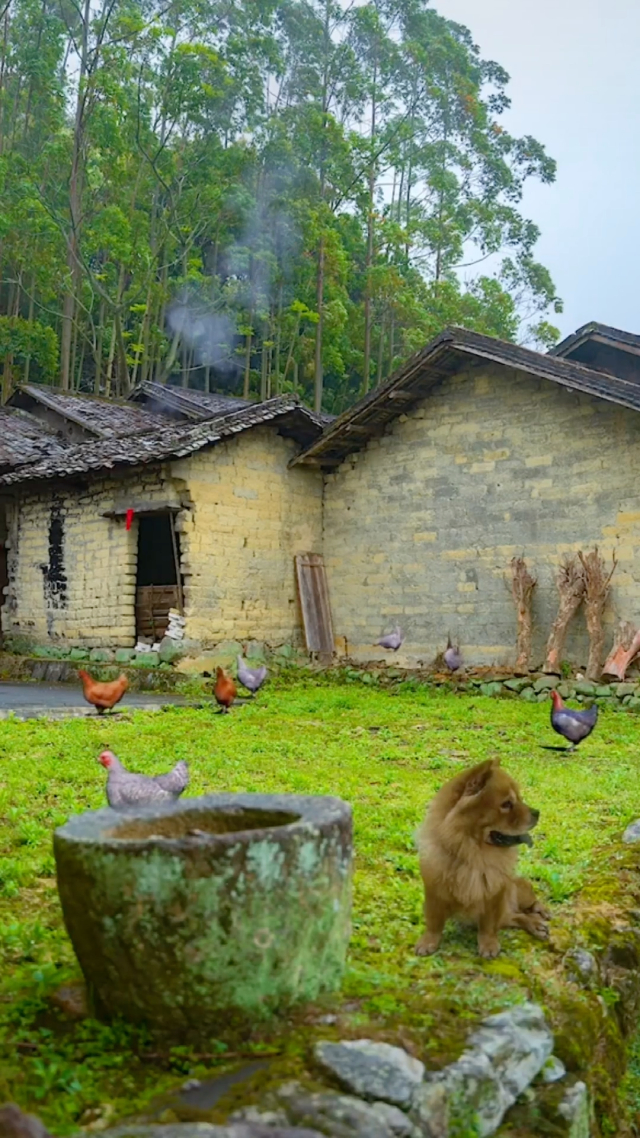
415;758;549;959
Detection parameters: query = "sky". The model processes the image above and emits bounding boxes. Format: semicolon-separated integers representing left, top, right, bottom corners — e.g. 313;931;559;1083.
433;0;640;340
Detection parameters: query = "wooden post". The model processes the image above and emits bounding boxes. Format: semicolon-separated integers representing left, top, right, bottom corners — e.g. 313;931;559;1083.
168;511;184;615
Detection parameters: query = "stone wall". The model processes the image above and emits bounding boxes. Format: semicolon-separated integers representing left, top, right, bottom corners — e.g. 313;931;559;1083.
323;364;640;667
3;426;322;649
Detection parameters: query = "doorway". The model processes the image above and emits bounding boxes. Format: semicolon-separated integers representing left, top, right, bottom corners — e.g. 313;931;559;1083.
135;513;182;642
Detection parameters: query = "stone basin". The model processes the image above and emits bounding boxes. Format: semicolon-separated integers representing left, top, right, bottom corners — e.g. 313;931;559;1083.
54;793;353;1032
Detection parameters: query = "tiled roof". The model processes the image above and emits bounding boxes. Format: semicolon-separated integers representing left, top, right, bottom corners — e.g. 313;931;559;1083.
130;381;250;420
0;408;69;471
0;397;327;486
551;321;640;358
294;326;640;468
12;385;171;438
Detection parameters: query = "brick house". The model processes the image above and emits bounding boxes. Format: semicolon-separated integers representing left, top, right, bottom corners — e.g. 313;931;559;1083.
2;321;640;668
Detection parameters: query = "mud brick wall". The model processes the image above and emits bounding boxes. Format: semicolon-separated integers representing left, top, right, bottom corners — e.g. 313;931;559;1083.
322;364;640;667
3;426;322;649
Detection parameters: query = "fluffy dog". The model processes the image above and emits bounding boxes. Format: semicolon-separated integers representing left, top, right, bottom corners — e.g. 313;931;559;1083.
415;759;549;958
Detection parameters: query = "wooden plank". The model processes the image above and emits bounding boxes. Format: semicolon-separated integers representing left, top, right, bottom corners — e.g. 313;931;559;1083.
295;553;334;662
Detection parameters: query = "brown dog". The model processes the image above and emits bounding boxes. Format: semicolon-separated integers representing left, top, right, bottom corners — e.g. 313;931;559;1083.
415;759;549;959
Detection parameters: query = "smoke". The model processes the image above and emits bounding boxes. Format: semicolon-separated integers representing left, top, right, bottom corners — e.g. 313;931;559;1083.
166;293;237;371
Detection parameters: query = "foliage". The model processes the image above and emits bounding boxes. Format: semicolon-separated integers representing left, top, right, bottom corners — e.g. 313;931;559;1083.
0;0;561;410
1;683;639;1132
0;316;58;381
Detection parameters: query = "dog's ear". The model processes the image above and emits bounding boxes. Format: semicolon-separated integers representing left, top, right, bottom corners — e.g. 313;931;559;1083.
462;759;495;797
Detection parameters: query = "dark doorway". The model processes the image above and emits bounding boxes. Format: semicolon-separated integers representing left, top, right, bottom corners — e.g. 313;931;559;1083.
0;507;7;641
135;513;182;642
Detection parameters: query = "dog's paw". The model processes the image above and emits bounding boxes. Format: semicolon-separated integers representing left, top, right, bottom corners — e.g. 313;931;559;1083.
532;901;551;921
478;938;501;959
523;913;549;940
415;934;440;956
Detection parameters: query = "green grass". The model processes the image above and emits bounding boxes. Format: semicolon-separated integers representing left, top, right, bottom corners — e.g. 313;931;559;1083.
1;677;639;1133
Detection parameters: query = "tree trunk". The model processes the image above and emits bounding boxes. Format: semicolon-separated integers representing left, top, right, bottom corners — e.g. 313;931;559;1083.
314;233;325;414
578;548;617;681
243;314;253;399
23;278;35;384
510;557;537;673
544;555;586;674
94;296;105;393
362;57;377;396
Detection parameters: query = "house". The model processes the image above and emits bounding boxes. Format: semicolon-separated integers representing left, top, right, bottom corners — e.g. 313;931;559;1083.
2;321;640;668
0;392;325;650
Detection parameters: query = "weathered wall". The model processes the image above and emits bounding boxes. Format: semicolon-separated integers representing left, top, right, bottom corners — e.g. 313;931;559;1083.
2;426;322;649
2;468;183;647
323;364;640;667
175;426;322;646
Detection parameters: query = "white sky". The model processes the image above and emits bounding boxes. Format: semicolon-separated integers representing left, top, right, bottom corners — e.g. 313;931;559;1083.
434;0;640;339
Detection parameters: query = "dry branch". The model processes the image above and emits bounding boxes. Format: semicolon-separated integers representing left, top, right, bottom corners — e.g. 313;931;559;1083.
602;620;640;681
510;556;537;673
544;554;586;674
578;547;617;680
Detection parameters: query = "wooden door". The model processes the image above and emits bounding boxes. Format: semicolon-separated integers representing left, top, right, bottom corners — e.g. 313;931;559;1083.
295;553;334;663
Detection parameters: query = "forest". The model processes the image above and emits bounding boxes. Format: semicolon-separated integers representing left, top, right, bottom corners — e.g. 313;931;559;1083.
0;0;563;414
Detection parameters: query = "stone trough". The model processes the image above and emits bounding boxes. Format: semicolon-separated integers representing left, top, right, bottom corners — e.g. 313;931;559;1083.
54;793;353;1032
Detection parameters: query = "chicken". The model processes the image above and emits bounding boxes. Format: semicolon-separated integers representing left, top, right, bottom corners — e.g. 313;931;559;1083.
78;670;128;715
98;750;189;810
444;634;463;672
550;691;598;750
236;655;267;695
376;625;404;651
214;666;236;712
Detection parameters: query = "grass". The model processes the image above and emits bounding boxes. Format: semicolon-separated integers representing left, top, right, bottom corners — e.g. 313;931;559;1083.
1;675;640;1133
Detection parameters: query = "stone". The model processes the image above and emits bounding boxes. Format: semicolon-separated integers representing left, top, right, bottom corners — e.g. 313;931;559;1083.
614;682;638;697
537;1055;566;1084
563;948;598;985
504;678;531;692
479;682;503;697
536;691;550;702
372;1102;418;1137
595;685;612;696
519;686;537;701
533;675;557;691
54;793;353;1032
410;1002;553;1138
623;819;640;844
115;649;136;664
314;1039;425;1108
158;638;185;664
90;649;114;663
0;1104;51;1138
557;1081;590;1138
49;979;88;1020
69;648;90;661
103;1127;324;1138
245;640;267;662
135;652;159;667
574;681;596;695
557;682;575;698
275;1083;398;1138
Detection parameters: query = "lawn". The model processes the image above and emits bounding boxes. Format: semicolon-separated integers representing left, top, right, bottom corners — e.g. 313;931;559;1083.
1;676;640;1134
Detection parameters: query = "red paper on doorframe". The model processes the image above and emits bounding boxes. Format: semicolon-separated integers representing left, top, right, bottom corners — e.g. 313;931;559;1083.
125;509;135;531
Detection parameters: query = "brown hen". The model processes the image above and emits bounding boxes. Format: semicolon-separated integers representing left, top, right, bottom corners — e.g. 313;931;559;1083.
214;666;236;712
78;670;129;715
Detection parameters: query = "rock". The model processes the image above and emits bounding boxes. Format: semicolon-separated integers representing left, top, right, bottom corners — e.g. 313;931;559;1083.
245;641;267;663
557;682;574;698
103;1127;324;1138
275;1083;398;1138
0;1105;51;1138
314;1039;425;1108
519;687;537;701
158;638;185;664
623;819;640;844
69;647;90;661
479;682;503;697
557;1081;590;1138
574;681;596;695
54;793;353;1032
90;649;114;663
49;979;88;1020
533;676;557;692
115;649;136;664
595;685;612;696
371;1103;418;1137
537;1055;567;1084
135;652;159;667
410;1002;553;1138
614;682;638;697
504;678;531;692
563;948;598;985
536;691;550;702
45;662;69;683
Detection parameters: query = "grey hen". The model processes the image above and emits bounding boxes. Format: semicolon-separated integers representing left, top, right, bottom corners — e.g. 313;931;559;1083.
237;655;268;694
376;625;404;651
98;751;189;810
443;634;462;671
